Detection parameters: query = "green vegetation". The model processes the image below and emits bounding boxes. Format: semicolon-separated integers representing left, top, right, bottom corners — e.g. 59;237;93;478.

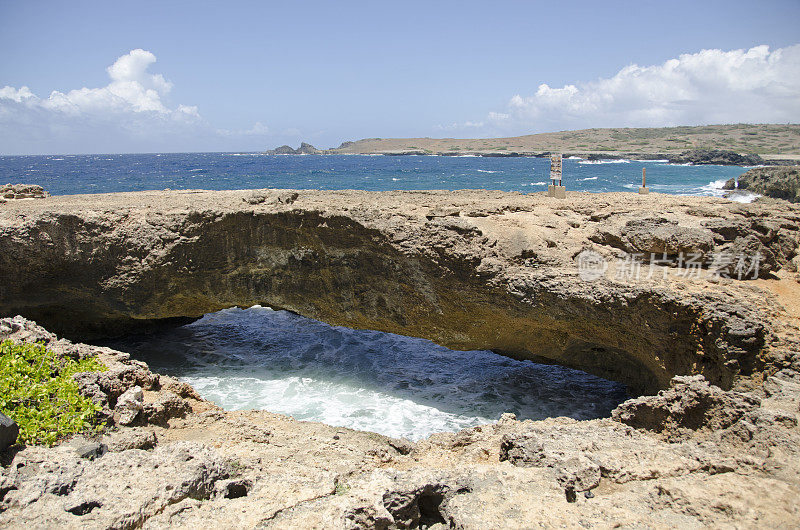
0;340;107;446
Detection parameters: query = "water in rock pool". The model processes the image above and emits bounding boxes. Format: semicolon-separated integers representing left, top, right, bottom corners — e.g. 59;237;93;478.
104;306;628;441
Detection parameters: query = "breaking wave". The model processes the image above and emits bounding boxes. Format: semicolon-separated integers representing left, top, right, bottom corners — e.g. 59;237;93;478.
107;306;628;441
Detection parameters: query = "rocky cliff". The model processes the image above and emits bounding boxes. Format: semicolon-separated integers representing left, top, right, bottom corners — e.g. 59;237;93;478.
732;166;800;203
1;190;799;395
667;149;764;166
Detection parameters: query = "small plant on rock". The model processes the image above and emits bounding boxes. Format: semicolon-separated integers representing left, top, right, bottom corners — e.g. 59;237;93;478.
0;340;107;446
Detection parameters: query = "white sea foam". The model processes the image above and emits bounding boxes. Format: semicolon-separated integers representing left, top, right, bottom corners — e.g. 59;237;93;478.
476;169;498;173
725;191;761;203
109;306;627;441
578;159;631;165
566;156;583;160
579;176;598;181
530;181;547;186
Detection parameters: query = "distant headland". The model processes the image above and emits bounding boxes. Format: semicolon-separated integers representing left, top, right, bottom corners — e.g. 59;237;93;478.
267;124;800;165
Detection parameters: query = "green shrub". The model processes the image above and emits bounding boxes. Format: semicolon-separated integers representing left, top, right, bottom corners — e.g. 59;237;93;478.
0;340;107;446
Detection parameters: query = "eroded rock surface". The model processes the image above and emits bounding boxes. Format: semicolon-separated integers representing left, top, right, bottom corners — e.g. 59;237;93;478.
0;318;798;528
1;190;799;394
736;165;800;203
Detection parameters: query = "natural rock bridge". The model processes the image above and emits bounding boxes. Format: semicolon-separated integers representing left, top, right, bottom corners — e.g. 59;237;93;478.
1;189;798;394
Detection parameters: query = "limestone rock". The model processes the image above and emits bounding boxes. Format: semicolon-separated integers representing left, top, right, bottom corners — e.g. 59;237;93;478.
612;375;760;437
0;441;233;528
114;386;143;426
103;428;158;452
0;183;49;200
555;455;601;492
1;191;799;394
143;392;191;426
591;217;715;257
736;165;800;203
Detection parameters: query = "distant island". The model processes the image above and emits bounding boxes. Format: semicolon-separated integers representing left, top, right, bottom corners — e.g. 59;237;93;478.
267;124;800;165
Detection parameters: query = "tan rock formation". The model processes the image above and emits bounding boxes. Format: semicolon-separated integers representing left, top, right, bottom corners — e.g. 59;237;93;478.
1;189;799;395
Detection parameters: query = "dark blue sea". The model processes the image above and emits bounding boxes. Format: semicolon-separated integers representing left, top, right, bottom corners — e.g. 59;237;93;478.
0;152;754;199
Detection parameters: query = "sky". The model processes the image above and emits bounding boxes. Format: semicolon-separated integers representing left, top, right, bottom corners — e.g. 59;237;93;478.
1;0;799;154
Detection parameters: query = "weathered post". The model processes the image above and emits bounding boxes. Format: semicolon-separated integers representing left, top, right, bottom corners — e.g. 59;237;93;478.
639;167;649;194
547;153;566;199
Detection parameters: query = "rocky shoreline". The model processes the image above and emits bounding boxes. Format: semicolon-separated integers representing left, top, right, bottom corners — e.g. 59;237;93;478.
0;314;798;528
266;144;795;166
726;166;800;203
1;189;800;527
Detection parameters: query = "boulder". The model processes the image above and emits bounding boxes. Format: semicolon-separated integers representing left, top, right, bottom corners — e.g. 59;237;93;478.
612;375;760;437
114;386;143;426
591;217;715;257
0;413;19;450
143;392;192;426
0;183;49;200
103;428;157;452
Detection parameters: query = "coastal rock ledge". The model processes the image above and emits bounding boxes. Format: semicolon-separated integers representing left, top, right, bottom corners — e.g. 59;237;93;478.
1;189;800;394
0;189;800;527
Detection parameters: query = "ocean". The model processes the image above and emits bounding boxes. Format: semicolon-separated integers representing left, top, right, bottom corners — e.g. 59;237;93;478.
104;306;627;441
0;152;754;199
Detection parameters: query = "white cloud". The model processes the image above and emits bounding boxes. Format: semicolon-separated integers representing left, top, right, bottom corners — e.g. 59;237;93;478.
480;44;800;134
0;49;279;154
435;120;485;131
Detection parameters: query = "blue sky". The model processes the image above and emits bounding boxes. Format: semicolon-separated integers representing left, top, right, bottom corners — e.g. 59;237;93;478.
1;0;799;154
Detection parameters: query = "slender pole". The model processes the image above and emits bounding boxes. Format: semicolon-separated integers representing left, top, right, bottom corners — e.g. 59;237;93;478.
642;167;646;188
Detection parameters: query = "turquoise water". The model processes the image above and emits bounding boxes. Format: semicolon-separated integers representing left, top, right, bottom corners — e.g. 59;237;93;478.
0;152;751;198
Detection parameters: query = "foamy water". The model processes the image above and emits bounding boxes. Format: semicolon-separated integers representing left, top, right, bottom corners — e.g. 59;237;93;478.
107;306;628;440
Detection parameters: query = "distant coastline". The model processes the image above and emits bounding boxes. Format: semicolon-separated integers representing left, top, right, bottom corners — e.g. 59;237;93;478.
267;124;800;166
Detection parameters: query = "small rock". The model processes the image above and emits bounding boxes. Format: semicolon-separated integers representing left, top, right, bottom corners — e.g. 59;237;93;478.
555;455;601;492
388;438;415;455
499;433;547;467
244;193;267;205
0;412;20;450
75;442;108;460
114;386;143;426
143;393;191;426
277;191;299;204
565;486;577;503
104;428;157;452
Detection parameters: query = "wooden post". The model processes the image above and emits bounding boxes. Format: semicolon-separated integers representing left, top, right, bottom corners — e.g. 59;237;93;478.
639;167;649;195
